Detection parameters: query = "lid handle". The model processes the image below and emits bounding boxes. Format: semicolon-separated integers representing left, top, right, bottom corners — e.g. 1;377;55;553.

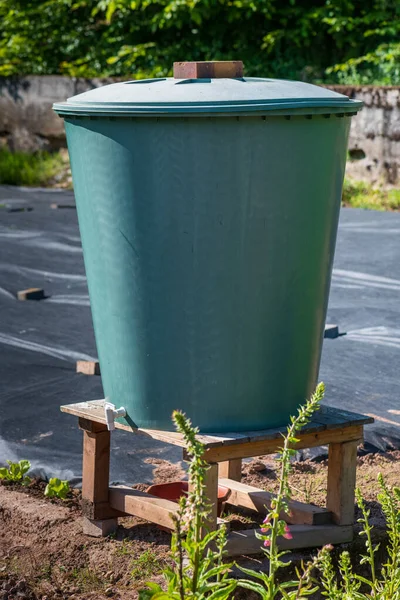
173;61;244;79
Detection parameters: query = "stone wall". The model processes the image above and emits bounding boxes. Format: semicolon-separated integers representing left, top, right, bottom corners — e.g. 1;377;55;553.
1;76;400;185
328;85;400;185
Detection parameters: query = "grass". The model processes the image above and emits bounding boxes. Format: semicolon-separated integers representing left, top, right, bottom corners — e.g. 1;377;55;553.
115;541;165;582
0;148;67;186
70;566;106;593
342;177;400;211
130;549;164;582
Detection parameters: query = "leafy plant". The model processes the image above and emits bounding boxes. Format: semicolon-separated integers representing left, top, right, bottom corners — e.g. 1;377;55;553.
0;459;31;484
44;477;70;500
236;383;325;600
139;410;237;599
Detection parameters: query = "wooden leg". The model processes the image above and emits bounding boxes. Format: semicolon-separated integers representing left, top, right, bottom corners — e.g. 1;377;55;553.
190;462;219;536
79;417;120;536
219;459;242;481
326;439;360;525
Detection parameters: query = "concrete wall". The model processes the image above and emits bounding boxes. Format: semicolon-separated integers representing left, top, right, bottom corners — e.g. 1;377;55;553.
1;76;400;185
0;76;116;152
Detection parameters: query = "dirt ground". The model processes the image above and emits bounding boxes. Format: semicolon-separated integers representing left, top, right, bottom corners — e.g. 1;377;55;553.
1;449;398;600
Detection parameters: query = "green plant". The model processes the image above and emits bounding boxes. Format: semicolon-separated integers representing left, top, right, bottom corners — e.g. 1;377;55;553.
0;459;31;484
131;549;164;581
70;567;105;593
0;149;67;187
139;410;237;599
291;476;325;505
342;178;400;212
44;477;70;500
236;383;325;600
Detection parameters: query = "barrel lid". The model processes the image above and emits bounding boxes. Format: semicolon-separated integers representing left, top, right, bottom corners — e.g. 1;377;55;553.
53;61;362;117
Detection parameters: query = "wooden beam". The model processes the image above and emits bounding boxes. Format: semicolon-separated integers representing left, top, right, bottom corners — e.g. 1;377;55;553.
17;288;45;301
327;440;360;525
109;486;179;529
80;421;122;521
200;425;364;463
219;459;242;481
173;61;243;79
220;478;332;526
226;524;353;557
76;361;101;376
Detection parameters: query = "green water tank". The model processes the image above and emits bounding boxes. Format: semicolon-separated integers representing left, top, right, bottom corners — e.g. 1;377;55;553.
54;61;362;433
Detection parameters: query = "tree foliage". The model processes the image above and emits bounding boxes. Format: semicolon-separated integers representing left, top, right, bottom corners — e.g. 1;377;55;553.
0;0;399;83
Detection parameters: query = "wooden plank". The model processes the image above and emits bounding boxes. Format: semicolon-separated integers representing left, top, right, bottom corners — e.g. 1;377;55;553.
220;477;331;526
219;459;242;481
61;400;223;448
173;61;244;79
61;400;372;450
17;287;45;301
50;203;76;209
327;440;360;525
324;324;339;339
226;524;353;556
109;486;179;529
200;425;364;463
314;406;374;429
76;361;101;376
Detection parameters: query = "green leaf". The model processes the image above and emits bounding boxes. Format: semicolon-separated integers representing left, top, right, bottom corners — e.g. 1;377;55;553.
237;579;267;597
19;460;31;475
237;564;267;583
206;581;237;599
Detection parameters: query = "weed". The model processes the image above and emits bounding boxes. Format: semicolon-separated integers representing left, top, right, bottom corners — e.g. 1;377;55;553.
0;148;67;187
131;549;164;582
342;178;400;211
115;538;132;556
70;567;105;593
44;477;70;500
236;383;325;599
140;411;237;599
291;476;325;505
0;459;31;484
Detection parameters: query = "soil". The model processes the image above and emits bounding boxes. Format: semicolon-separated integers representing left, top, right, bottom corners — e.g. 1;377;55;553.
1;450;398;600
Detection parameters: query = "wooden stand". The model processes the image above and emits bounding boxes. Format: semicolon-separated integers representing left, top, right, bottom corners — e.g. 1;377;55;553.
61;400;373;556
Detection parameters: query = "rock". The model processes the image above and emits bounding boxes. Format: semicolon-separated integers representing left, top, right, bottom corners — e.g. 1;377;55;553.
248;461;267;474
7;126;50;153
